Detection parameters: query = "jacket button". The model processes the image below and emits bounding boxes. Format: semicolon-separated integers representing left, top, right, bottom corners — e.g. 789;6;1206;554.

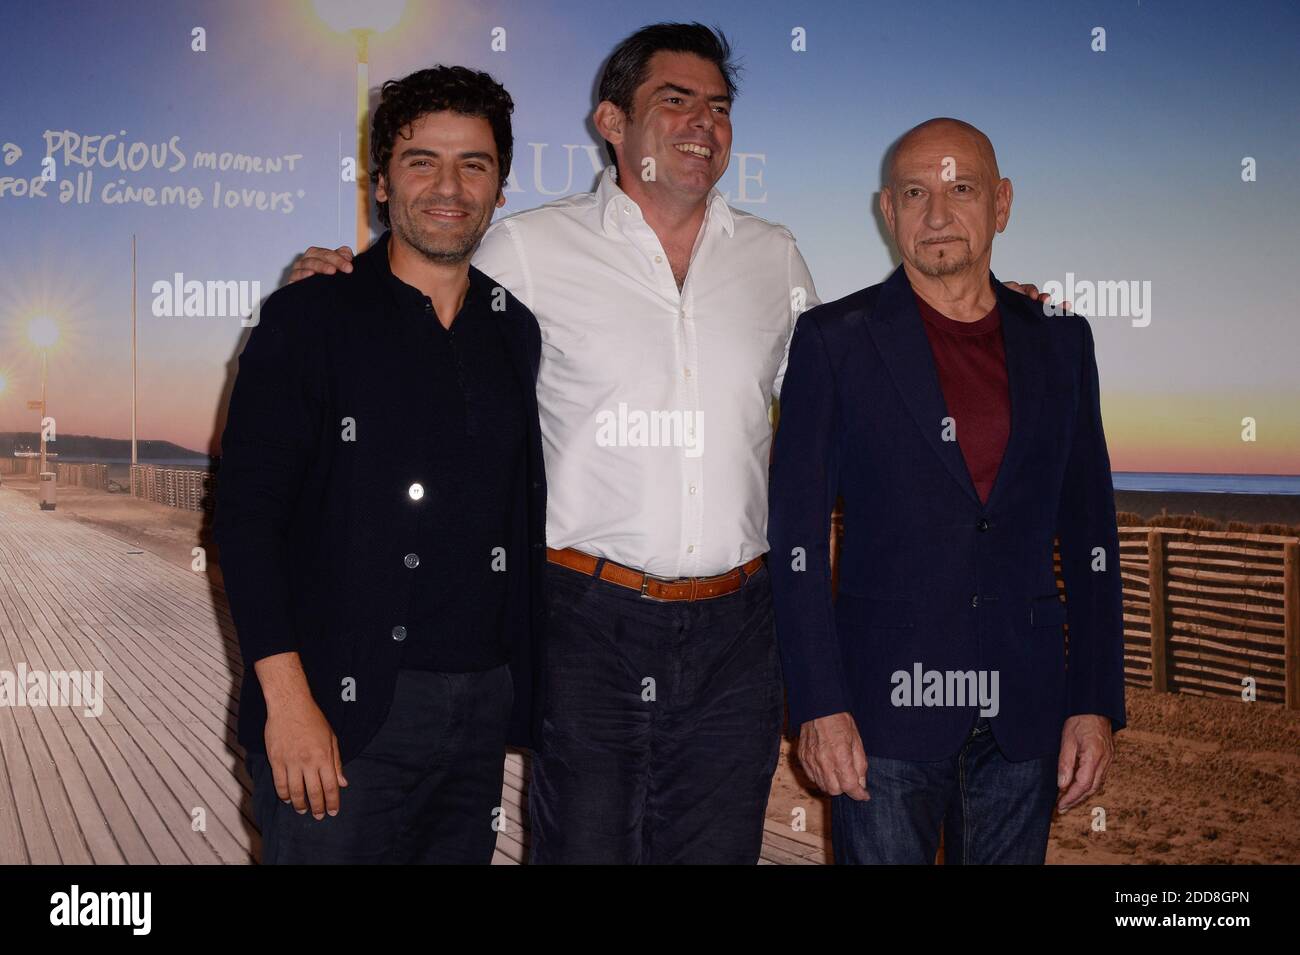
977;518;990;532
408;483;425;501
391;625;407;641
404;553;420;569
970;594;980;608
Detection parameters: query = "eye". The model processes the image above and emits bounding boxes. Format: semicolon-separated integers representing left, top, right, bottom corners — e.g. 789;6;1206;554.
665;96;684;105
954;183;971;193
713;105;730;115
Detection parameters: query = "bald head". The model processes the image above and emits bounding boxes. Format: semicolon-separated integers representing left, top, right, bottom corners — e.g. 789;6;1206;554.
879;117;1013;281
887;118;1000;189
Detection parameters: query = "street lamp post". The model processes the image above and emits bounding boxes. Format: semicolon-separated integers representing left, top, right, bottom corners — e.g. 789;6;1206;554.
311;0;407;253
28;316;59;510
353;28;371;255
40;348;47;473
0;372;7;488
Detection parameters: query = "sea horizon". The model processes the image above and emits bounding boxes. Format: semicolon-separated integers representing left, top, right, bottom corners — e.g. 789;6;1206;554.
1112;473;1300;495
12;452;1299;495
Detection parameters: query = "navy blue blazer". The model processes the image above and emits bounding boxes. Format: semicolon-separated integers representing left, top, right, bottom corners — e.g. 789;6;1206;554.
768;264;1126;762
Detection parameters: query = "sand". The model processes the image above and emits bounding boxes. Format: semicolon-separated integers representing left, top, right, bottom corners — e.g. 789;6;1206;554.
1115;490;1300;529
765;687;1300;864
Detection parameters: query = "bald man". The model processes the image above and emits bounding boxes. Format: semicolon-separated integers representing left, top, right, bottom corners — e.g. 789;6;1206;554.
768;118;1125;864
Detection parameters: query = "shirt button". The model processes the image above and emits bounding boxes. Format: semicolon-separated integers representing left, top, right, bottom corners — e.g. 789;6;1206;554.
689;485;697;495
408;483;424;501
622;204;630;215
687;545;695;553
684;367;692;378
970;594;980;608
404;553;420;569
654;255;663;263
391;625;407;642
977;518;990;532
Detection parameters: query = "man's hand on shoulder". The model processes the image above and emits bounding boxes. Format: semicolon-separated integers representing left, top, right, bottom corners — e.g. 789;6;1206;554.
288;245;354;284
1002;279;1072;313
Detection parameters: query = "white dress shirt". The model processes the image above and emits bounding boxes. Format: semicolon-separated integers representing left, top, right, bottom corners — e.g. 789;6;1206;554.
472;165;819;577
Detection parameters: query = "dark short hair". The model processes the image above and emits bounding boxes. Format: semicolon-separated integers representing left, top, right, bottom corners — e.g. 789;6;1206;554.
370;65;514;228
597;22;740;171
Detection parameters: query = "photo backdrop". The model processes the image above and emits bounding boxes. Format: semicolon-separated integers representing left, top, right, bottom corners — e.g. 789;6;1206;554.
1;0;1297;486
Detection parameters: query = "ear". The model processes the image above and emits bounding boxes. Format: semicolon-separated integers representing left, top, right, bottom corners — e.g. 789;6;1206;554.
879;186;896;234
995;177;1013;233
496;188;507;209
375;170;390;205
593;100;626;152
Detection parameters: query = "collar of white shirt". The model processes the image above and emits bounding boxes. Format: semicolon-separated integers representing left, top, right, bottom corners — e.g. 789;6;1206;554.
595;164;736;240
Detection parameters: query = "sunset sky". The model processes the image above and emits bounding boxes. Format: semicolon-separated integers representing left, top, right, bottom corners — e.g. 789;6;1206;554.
1;0;1297;475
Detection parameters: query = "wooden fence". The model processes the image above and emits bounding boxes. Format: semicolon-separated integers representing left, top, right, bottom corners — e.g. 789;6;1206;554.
831;514;1299;709
129;464;215;513
1114;527;1298;709
0;458;40;476
55;462;109;489
1;459;213;512
1;458;108;489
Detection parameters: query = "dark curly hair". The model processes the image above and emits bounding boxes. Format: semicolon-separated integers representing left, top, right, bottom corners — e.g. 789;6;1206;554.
597;22;740;171
370;65;515;229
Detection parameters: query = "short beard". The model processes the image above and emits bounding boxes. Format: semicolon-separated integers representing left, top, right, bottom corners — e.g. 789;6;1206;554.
390;203;484;265
913;243;972;277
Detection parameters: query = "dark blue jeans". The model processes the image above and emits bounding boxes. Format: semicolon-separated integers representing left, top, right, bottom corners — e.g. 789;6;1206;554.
247;665;513;864
530;560;784;864
831;717;1058;864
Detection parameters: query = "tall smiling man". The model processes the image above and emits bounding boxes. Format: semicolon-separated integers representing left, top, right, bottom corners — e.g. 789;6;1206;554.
768;118;1125;864
216;66;546;864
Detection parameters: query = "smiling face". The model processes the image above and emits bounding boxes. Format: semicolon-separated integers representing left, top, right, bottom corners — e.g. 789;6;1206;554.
880;119;1012;279
600;50;733;204
375;110;505;264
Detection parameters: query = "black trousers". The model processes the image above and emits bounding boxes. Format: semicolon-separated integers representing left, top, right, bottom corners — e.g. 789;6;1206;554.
248;665;513;864
529;561;784;864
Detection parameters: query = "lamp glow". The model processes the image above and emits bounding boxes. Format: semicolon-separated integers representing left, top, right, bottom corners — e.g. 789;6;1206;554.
311;0;405;34
28;316;59;349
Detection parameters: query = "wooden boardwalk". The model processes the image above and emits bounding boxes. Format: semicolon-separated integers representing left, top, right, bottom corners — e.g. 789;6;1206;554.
0;487;828;865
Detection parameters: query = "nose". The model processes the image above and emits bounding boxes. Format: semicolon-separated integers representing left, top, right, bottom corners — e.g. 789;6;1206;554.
688;101;715;132
924;191;951;230
430;163;462;198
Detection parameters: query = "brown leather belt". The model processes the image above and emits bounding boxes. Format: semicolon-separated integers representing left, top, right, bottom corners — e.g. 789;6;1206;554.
546;547;764;601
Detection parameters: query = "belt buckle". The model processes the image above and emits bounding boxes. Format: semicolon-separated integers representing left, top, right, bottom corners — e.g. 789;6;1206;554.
639;572;674;602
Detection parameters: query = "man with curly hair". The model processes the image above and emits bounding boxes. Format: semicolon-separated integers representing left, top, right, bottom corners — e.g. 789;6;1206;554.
215;66;545;864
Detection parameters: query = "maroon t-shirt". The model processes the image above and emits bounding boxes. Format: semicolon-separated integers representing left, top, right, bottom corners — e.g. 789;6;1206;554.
914;293;1011;504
